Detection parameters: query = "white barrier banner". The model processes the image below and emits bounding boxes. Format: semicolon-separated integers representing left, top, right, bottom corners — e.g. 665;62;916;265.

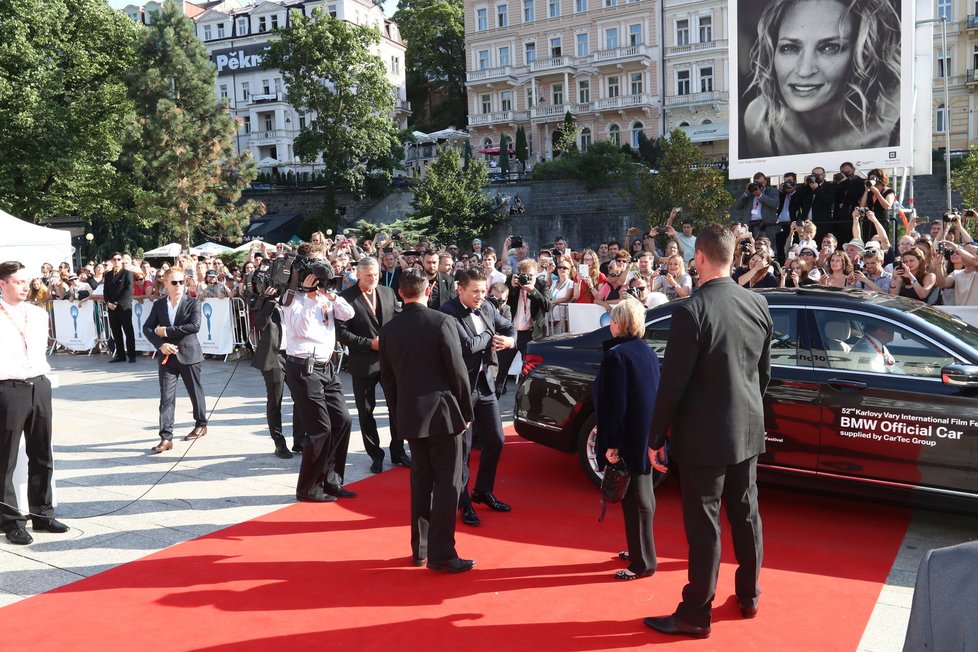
566;303;611;334
132;299;157;352
52;300;98;351
198;298;235;355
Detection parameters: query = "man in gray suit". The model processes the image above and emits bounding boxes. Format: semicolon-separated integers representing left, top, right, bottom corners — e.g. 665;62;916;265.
379;269;475;573
903;540;978;651
733;172;780;243
645;225;773;639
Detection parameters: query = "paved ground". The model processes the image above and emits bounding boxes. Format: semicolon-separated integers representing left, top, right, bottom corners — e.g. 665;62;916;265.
2;354;977;651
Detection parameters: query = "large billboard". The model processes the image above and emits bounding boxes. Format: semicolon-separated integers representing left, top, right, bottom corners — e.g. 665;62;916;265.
729;0;914;179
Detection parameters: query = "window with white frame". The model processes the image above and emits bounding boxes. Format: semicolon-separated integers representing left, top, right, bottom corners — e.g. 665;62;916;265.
580;127;592;152
605;0;617;6
270;14;279;29
526;88;535;107
609;124;621;146
219;84;228;99
676;19;689;46
203;24;212;40
481;93;492;114
578;79;590;103
937;0;951;21
497;3;508;27
548;0;560;18
501;90;513;111
479;49;490;69
575;0;586;12
699;66;713;92
236;17;247;34
936;103;947;132
631;121;644;148
274;78;283;94
524;0;534;22
241;81;250;100
499;46;510;66
258;16;267;32
553;82;564;105
526;42;536;63
938;47;951;78
264;113;273;131
628;24;642;46
262;79;271;94
676;70;690;95
327;4;337;17
630;72;643;95
298;112;306;129
698;15;712;42
550;36;562;57
391;56;400;74
607;75;620;97
217;22;226;38
477;7;488;30
605;27;618;49
243;115;251;133
577;33;589;57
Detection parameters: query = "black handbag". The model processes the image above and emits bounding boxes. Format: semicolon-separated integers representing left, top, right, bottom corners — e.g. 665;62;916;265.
598;459;630;522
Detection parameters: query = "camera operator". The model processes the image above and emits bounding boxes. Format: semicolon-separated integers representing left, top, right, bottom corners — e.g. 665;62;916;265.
936;240;978;306
833;162;865;244
940;210;975;247
796;167;834;224
733;172;779;241
852;248;892;293
421;250;457;309
495;259;550;397
775;175;804;258
281;261;357;503
858;169;895;231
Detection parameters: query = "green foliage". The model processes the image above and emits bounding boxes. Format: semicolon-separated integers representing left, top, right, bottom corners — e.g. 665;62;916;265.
632;129;732;227
514;126;528;170
951;147;978;211
265;9;399;203
531;141;643;191
409;147;502;244
499;134;510;176
0;0;140;222
394;0;466;130
123;1;261;251
636;132;662;168
554;111;579;156
349;214;431;244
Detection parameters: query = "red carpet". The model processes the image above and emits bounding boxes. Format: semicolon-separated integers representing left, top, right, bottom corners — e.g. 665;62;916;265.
1;430;909;651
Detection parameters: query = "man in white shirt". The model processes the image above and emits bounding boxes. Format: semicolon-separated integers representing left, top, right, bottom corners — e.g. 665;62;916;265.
281;262;356;503
0;261;68;545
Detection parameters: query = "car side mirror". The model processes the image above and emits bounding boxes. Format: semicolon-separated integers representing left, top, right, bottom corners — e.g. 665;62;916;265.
941;364;978;387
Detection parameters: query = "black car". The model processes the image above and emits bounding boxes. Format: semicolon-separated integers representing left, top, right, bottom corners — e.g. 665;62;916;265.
514;287;978;512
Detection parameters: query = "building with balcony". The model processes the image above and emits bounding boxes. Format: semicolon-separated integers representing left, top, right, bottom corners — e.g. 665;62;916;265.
930;1;978;153
464;0;662;162
185;0;409;175
404;129;472;178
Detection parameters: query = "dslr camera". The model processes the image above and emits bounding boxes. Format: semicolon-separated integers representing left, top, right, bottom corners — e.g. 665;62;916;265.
516;272;533;286
806;175;817;185
781;181;795;192
746;182;760;194
739;240;752;253
624;286;643;299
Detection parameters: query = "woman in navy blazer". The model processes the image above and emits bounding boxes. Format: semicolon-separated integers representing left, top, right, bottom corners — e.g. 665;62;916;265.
593;297;661;580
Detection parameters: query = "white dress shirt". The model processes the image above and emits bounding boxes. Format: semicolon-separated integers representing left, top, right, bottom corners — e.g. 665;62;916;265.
0;298;51;379
282;292;354;360
166;294;183;330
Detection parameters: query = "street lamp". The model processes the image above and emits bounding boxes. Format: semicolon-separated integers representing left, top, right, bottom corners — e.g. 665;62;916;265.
915;16;952;212
85;233;94;265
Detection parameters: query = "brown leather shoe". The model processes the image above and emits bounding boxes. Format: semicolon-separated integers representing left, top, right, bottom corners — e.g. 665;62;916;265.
151;439;173;453
184;426;207;441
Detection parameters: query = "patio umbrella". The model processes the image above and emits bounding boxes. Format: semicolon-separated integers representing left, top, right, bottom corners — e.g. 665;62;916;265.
233;240;275;253
143;242;183;257
477;145;515;155
192;242;233;255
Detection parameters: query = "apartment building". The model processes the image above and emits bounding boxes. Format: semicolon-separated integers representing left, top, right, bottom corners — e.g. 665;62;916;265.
464;0;662;162
932;0;978;151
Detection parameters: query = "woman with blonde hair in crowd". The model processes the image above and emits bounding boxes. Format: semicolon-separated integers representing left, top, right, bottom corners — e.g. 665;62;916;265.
573;249;606;304
650;254;692;301
27;278;50;304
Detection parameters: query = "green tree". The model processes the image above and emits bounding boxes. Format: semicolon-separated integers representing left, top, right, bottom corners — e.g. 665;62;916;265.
0;0;139;222
393;0;466;130
123;0;260;250
514;126;528;173
951;146;978;211
554;111;580;156
410;147;501;244
265;9;398;232
531;141;642;191
499;134;510;177
633;129;732;227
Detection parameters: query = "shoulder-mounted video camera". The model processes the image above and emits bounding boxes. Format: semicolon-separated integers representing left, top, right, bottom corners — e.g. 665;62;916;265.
250;252;335;307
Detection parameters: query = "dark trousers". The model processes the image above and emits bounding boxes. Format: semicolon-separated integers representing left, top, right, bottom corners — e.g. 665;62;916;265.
409;433;463;563
260;353;305;446
0;377;54;530
495;329;532;396
676;456;763;628
621;471;657;575
284;360;352;498
351;369;405;463
459;375;505;509
107;306;136;360
158;359;207;440
775;223;791;262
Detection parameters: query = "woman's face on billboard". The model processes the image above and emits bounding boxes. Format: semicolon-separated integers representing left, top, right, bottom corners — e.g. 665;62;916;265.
774;0;854;115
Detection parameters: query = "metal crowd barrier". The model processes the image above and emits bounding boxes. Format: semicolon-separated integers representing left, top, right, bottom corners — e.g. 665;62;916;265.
228;297;251;362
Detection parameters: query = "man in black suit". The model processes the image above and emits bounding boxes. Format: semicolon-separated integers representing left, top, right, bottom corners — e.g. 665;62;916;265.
104;251;137;363
495;259;550;397
379;268;475;573
833;162;866;244
796;167;834;226
143;267;208;453
337;257;408;474
644;225;772;639
440;269;516;527
774;176;804;259
421;250;456;309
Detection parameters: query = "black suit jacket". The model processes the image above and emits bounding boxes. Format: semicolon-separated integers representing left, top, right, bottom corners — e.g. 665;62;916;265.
379;303;473;440
427;272;457;309
777;190;804;225
504;274;551;339
796;181;834;223
336;284;400;377
103;268;134;309
250;297;284;373
649;277;772;467
440;297;516;392
142;295;204;365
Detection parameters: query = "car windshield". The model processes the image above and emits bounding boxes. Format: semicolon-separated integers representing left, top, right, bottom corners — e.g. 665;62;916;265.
908;304;978;356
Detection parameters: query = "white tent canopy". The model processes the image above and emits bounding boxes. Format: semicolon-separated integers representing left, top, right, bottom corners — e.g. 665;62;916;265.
0;208;72;277
192;242;233;255
143;242;183;258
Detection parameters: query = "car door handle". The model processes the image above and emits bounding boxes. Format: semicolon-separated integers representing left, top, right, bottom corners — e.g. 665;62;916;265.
826;379;868;392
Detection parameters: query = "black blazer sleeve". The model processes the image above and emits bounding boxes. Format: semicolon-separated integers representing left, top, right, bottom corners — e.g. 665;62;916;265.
143;300;163;348
649;305;699;450
440;318;474;423
379;339;396;422
493;303;516;338
442;301;494;358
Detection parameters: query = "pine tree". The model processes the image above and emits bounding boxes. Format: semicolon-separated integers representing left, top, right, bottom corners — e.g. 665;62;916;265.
410;148;500;245
514;126;528;173
122;0;260;250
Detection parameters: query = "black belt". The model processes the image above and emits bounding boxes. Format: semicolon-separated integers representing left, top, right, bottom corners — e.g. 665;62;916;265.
285;355;331;370
0;375;44;386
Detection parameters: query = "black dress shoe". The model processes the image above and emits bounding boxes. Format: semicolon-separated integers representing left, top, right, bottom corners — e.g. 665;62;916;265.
108;357;125;363
411;556;427;567
291;442;304;453
296;491;337;503
427;558;475;573
643;615;711;639
324;485;357;499
4;526;33;545
460;505;481;526
31;517;69;533
128;357;137;363
274;442;294;459
471;491;511;512
369;460;384;474
393;453;411;467
740;604;758;619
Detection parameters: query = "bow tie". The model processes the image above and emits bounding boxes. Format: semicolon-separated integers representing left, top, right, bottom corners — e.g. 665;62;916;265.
466;307;482;317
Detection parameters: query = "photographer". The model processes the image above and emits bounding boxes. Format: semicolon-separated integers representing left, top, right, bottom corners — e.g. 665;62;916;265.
780;258;817;288
496;259;550;397
628;275;669;308
858;169;895;231
775;175;804;257
281;261;357;503
197;269;232;299
936;240;978;306
833;162;866;243
852;208;891;257
733;172;779;241
888;248;937;303
852;249;892;293
796;167;834;224
650;255;692;301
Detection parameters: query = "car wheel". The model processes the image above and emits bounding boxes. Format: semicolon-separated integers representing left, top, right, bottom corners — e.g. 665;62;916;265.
577;413;669;489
